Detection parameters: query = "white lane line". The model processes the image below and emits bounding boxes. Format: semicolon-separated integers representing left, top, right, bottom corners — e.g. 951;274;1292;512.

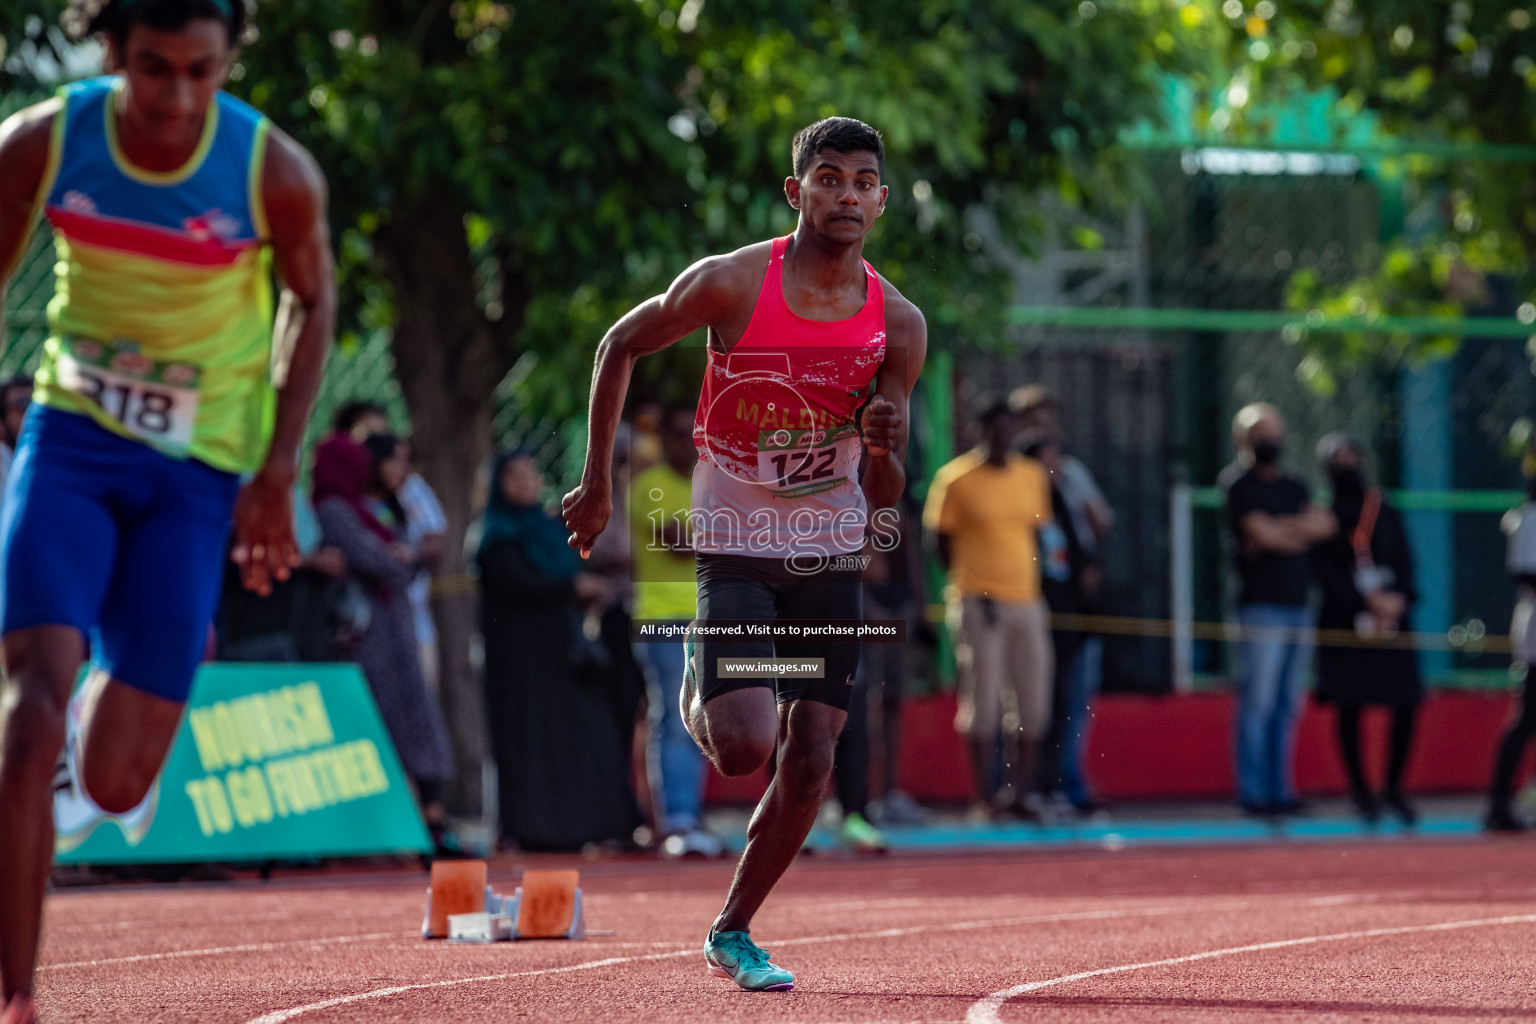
963;913;1536;1024
238;898;1319;1024
40;932;403;971
47;908;402;936
48;885;1526;979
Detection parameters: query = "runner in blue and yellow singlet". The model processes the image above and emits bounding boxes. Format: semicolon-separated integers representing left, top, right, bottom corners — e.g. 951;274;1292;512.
0;4;335;1020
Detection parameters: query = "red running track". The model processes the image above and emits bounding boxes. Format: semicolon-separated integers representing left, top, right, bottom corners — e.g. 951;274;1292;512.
35;840;1536;1023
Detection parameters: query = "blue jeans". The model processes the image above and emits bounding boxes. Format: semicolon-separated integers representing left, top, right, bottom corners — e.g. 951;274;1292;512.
637;640;706;833
1234;603;1312;809
1059;637;1102;807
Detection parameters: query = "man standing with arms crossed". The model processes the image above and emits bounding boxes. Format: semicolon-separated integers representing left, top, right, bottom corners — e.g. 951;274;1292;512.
0;3;334;1020
1222;403;1335;816
564;117;925;991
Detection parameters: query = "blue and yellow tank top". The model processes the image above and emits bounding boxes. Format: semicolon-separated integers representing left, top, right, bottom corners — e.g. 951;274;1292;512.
32;75;275;473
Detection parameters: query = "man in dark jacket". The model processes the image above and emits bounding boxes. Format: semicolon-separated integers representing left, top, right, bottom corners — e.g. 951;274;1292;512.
1221;403;1336;815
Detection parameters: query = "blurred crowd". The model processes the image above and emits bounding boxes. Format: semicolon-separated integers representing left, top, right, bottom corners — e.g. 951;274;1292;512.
5;379;1533;854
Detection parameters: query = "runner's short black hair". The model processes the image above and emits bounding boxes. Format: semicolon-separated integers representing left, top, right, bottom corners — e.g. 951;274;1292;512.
333;400;388;435
791;117;884;180
64;0;251;48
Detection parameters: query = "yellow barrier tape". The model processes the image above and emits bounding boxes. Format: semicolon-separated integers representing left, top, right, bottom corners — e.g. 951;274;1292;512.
426;576;1511;655
925;606;1510;655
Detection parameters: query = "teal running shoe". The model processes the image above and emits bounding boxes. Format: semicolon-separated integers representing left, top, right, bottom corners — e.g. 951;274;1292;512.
704;929;795;991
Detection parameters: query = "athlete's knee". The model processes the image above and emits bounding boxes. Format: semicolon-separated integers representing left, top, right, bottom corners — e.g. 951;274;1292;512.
709;731;775;777
0;684;67;777
83;762;155;815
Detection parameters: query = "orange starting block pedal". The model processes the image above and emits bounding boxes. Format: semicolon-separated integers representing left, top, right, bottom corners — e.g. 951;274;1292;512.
505;869;585;940
421;860;488;939
423;863;586;941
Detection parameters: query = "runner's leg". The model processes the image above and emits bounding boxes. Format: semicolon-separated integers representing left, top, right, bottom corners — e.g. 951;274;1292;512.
688;559;780;775
0;410;118;1004
0;627;84;1005
714;698;845;933
711;558;859;932
79;447;239;812
74;673;186;813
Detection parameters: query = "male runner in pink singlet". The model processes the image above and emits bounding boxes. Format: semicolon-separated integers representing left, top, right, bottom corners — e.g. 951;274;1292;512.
563;117;926;991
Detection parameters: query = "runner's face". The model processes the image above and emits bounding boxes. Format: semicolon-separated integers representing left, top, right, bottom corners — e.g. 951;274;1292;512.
786;148;887;244
112;20;231;150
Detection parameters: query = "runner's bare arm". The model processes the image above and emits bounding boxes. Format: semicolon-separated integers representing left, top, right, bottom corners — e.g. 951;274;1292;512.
230;128;335;596
561;255;756;555
861;291;927;509
0;102;58;344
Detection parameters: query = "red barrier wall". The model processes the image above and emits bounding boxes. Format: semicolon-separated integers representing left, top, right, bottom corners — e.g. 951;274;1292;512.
703;690;1521;805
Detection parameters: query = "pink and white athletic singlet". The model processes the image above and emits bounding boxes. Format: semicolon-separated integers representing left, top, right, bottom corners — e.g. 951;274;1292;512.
692;235;887;558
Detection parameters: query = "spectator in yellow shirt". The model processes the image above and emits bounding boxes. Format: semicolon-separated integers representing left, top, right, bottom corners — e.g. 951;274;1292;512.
923;401;1053;820
629;406;722;858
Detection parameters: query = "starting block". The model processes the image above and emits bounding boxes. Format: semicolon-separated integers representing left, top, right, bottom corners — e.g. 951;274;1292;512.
423;862;585;942
508;869;585;940
422;860;487;939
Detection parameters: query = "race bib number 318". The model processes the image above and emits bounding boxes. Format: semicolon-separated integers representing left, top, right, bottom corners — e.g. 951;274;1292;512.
54;337;200;455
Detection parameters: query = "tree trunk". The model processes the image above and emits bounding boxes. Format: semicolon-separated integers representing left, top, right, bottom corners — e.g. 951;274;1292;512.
374;197;523;817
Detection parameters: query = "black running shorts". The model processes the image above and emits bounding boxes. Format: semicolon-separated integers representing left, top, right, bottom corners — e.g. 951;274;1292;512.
691;553;862;712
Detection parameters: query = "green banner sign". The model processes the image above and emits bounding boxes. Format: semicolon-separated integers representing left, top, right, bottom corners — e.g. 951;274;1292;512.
56;663;431;864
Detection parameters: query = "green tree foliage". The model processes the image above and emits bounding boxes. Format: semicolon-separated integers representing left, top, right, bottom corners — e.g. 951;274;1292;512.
247;0;1205;809
1218;1;1536;373
240;1;1211;414
2;0;1208;809
1;3;78;114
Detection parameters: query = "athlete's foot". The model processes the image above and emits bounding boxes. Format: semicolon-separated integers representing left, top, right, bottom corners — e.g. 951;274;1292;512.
704;928;795;991
1;993;37;1024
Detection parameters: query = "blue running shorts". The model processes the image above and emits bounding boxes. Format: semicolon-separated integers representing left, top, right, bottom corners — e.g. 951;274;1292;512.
0;406;242;702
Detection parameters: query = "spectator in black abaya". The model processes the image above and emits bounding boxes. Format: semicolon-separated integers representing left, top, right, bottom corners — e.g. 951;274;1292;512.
478;450;641;851
1311;434;1421;826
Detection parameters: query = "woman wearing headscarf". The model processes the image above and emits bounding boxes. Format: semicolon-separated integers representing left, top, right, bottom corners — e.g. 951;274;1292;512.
1311;434;1421;826
478;450;641;851
313;436;455;847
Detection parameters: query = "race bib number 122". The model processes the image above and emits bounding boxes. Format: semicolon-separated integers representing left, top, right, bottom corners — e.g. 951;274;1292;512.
53;337;200;455
757;424;859;499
